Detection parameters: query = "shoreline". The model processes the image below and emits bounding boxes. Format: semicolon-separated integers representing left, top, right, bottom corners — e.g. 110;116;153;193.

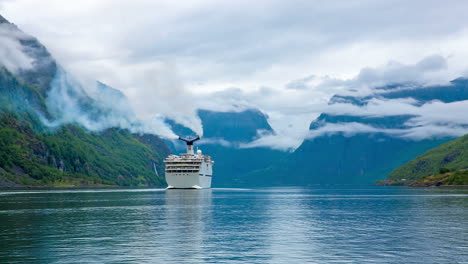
0;184;143;190
375;182;468;188
410;184;468;188
2;184;468;191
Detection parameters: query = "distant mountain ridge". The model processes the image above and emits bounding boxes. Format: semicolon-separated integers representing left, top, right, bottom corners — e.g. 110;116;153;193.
165;109;288;187
2;13;466;188
0;14;169;187
198;109;274;142
0;14;57;96
166;108;275;149
249;79;468;185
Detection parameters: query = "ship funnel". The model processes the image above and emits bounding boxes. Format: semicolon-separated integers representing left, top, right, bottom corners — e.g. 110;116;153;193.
178;136;200;154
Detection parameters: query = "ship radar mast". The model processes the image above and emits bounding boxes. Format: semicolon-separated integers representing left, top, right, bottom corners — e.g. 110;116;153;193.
178;136;200;154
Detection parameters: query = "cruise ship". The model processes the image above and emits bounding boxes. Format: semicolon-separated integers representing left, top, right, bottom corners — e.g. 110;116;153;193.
164;137;214;189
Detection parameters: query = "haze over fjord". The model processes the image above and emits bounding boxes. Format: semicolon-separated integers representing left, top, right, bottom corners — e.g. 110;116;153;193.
1;0;468;150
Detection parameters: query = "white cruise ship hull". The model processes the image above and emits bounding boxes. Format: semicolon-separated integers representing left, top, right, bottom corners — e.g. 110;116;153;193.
164;137;214;189
165;158;213;189
166;173;212;189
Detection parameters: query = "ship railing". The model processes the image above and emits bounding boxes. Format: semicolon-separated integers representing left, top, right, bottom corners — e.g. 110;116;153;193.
165;167;200;170
164;161;202;165
165;164;201;167
164;158;203;162
166;170;200;173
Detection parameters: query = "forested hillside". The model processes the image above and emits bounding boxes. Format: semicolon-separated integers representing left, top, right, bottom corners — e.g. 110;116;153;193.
384;134;467;185
0;14;170;187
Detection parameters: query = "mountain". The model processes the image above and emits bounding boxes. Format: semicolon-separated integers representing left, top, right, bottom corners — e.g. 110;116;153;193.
0;14;169;187
0;15;57;97
385;134;467;184
165;109;288;187
0;115;170;187
198;109;274;142
406;170;468;187
250;79;468;185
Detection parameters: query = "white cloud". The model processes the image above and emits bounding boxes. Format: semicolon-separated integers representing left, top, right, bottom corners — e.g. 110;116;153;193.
122;60;204;136
194;55;466;149
324;97;468;126
307;122;467;141
350;55;448;89
307;98;468;140
0;23;33;72
325;98;421;117
41;67;178;139
239;133;300;152
406;100;468;127
199;138;233;147
3;0;468;91
1;1;468;149
194;85;327;149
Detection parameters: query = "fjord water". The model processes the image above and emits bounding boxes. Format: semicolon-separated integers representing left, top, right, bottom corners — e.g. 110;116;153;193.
0;187;467;263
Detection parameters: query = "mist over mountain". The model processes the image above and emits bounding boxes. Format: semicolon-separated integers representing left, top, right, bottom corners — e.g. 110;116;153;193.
250;79;468;185
1;5;468;264
1;14;289;187
165;109;288;187
0;15;170;187
0;14;181;138
1;12;467;188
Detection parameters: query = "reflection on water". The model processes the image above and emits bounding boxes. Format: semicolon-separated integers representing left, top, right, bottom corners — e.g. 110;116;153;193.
163;189;212;262
0;187;467;263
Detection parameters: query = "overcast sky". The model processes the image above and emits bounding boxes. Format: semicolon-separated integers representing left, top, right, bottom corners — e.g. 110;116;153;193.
1;0;468;149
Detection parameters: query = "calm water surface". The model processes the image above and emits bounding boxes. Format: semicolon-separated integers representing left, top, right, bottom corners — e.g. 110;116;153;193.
0;186;467;263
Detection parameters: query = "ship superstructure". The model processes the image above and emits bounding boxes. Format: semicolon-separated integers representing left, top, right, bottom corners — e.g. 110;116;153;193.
164;137;214;189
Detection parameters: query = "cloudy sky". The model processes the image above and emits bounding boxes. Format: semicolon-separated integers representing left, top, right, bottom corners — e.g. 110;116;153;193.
1;0;468;149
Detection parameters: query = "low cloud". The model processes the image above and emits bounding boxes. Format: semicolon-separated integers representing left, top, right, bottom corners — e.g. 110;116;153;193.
304;55;453;98
41;67;178;139
307;122;395;139
307;122;467;141
53;59;205;137
325;97;423;117
199;138;233;147
324;97;468;128
127;61;204;137
193;86;326;150
3;2;468;150
1;14;184;139
308;96;468;140
194;55;462;150
239;133;299;152
0;23;33;72
406;100;468;127
352;54;448;89
42;54;467;149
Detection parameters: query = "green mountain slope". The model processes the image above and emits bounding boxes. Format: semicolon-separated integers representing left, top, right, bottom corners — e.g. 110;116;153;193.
0;15;170;187
0;113;169;187
386;134;468;182
252;78;468;185
406;170;468;187
0;69;170;187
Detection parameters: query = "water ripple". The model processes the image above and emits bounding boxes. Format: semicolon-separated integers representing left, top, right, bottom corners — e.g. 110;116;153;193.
0;187;467;263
